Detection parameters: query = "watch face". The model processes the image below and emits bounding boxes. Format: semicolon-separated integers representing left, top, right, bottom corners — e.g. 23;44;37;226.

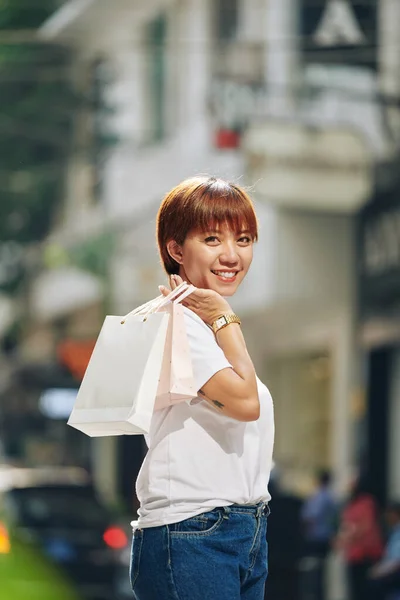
215;316;226;328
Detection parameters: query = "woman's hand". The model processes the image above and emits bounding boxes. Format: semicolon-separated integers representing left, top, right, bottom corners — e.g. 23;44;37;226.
159;274;232;326
160;275;259;422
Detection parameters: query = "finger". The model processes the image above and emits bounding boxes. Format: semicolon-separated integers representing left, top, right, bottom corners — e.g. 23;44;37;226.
158;285;170;297
182;296;199;309
174;274;185;288
181;299;194;310
183;288;202;302
170;274;179;290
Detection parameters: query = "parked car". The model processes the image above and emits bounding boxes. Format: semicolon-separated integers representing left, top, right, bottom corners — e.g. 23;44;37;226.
0;466;131;600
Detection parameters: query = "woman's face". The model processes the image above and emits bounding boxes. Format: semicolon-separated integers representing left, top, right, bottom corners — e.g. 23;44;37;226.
172;224;254;296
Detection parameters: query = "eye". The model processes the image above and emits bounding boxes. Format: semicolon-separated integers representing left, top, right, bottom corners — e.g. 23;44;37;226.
238;236;252;245
204;236;220;244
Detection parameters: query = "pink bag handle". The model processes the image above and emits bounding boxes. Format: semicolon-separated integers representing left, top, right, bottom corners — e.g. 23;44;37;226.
172;284;196;304
145;283;196;316
127;295;163;317
121;281;194;323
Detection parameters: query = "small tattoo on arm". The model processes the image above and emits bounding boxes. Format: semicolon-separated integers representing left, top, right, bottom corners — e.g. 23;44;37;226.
198;389;224;411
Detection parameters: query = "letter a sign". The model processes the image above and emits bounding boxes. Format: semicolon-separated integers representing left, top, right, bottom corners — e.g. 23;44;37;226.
313;0;365;46
301;0;377;69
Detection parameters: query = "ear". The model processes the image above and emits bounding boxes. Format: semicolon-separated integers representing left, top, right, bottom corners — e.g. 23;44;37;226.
166;240;183;265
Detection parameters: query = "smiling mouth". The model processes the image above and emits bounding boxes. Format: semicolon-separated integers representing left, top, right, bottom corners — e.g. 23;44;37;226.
211;270;239;281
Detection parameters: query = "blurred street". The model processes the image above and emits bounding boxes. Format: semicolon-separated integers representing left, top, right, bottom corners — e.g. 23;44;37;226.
1;0;400;598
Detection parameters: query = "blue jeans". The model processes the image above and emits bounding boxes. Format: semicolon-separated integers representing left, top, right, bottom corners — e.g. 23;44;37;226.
130;502;269;600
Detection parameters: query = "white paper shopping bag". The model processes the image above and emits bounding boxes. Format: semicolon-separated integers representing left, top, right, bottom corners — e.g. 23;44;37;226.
68;310;169;437
127;282;197;410
155;300;197;410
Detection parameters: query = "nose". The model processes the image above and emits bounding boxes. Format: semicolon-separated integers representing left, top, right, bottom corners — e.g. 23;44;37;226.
219;240;239;266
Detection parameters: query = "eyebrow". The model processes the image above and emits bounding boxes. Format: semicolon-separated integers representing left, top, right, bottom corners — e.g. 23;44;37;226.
204;229;252;234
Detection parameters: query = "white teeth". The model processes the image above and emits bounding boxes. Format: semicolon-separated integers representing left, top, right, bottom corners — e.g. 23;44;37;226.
212;271;236;279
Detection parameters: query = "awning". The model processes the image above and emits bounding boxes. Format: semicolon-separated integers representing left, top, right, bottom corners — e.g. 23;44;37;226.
38;0;96;40
30;266;104;322
244;121;373;213
38;0;171;43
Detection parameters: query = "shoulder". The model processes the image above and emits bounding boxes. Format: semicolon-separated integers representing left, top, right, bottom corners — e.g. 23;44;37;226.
183;306;214;337
363;495;379;517
183;306;209;327
349;495;376;518
359;494;376;509
181;307;232;392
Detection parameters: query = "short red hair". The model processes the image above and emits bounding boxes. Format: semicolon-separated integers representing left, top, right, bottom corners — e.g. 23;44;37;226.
156;176;258;275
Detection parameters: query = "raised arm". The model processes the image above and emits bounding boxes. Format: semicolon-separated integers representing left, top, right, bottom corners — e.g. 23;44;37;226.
160;275;259;422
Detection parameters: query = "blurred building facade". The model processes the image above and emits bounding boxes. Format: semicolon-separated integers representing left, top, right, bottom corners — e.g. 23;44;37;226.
241;0;400;501
37;0;249;509
358;176;400;506
355;0;400;508
0;0;396;533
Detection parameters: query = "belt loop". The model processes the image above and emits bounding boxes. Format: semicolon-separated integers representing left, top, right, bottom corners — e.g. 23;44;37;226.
222;506;230;519
257;502;269;518
131;519;139;532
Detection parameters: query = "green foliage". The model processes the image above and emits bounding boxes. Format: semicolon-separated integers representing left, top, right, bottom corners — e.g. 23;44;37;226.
0;0;55;29
0;0;75;247
43;231;116;280
69;232;116;279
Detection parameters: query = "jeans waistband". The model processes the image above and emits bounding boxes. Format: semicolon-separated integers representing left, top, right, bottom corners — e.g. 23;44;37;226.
221;502;270;517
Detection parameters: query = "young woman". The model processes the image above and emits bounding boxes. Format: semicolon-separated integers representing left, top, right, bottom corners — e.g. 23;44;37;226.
130;176;275;600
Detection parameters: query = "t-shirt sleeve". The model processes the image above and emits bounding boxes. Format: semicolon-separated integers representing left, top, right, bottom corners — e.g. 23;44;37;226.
183;307;232;404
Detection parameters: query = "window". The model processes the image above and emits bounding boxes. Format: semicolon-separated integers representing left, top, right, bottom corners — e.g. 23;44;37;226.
89;58;116;202
215;0;239;43
146;14;167;142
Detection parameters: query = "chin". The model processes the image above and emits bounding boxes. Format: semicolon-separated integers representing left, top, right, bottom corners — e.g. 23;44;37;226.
213;276;245;297
218;287;236;297
202;282;234;296
213;282;241;297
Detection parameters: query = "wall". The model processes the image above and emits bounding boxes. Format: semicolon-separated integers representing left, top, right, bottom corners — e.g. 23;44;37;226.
233;208;355;316
238;208;357;496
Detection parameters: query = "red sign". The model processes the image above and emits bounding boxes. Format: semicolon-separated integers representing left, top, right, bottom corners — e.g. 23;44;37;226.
57;340;96;381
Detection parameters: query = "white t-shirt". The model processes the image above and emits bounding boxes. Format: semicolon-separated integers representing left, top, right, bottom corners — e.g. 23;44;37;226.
135;307;275;528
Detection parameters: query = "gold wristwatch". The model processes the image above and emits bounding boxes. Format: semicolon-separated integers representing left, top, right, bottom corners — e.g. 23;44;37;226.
211;313;241;334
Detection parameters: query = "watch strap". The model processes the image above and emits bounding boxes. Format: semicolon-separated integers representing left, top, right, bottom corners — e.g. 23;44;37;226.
211;313;241;334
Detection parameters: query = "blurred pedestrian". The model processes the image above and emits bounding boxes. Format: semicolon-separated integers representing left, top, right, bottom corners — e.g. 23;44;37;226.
265;472;302;600
300;470;338;600
335;476;384;600
369;501;400;600
129;176;275;600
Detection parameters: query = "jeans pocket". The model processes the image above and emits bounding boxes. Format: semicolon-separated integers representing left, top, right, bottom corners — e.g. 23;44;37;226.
169;510;224;537
130;529;143;591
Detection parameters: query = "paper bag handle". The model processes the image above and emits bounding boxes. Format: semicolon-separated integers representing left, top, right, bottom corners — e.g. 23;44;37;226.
152;283;196;313
128;281;188;317
121;281;194;323
142;283;196;319
127;295;163;317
